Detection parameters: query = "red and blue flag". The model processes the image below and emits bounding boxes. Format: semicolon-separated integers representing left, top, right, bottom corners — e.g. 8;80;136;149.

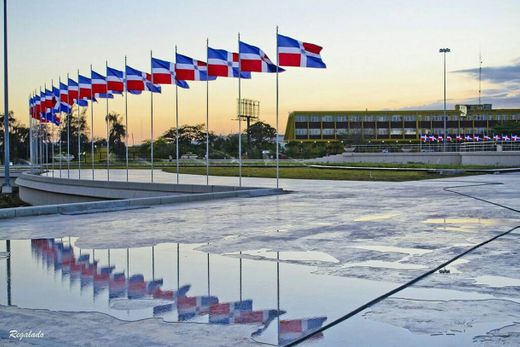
207;47;251;78
239;41;284;73
277;34;326;68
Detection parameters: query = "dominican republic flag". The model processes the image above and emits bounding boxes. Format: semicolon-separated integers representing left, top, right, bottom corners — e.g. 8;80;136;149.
125;65;162;94
502;134;510;141
151;57;189;88
29;96;34;118
483;135;491;141
152;283;190;301
67;78;79;105
428;135;436;142
33;95;41;120
78;74;93;99
175;53;216;81
107;66;124;94
512;135;519;142
473;134;481;142
239;41;284;73
277;34;326;68
464;135;473;141
44;89;54;110
177;295;219;321
209;300;253;324
207;47;251;78
493;134;501;141
279;317;327;345
437;135;444;142
456;134;463;142
91;70;108;95
59;82;68;104
446;135;452;142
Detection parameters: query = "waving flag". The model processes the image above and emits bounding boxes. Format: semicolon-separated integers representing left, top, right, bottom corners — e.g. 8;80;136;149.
207;47;251;78
125;65;161;94
59;82;68;104
33;95;41;120
67;78;79;105
91;70;108;95
78;74;93;99
239;41;284;73
107;66;124;94
151;57;189;88
277;34;326;68
175;53;216;81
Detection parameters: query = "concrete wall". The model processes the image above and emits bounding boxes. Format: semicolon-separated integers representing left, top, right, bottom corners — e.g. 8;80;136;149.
313;151;520;166
15;173;264;206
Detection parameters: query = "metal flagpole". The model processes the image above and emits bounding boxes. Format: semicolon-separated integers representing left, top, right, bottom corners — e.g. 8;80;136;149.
90;64;95;180
105;60;110;181
66;74;70;179
205;38;209;185
277;251;280;345
77;69;82;179
124;56;129;182
50;80;55;178
150;50;154;183
29;93;33;171
237;33;242;187
58;77;62;178
175;46;179;184
275;26;280;189
2;0;11;193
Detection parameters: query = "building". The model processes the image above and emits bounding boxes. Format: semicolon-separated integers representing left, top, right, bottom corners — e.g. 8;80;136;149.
284;104;520;142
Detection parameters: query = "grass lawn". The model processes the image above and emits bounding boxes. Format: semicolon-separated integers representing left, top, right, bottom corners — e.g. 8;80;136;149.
163;166;470;181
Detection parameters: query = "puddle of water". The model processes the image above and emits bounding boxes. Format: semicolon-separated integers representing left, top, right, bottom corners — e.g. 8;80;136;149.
352;245;431;256
0;238;510;346
228;249;340;264
354;213;400;222
424;218;498;225
474;275;520;288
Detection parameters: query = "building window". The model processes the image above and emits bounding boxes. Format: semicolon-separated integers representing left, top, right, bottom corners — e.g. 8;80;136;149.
322;128;334;135
309;129;321;135
310;115;320;122
295;115;308;122
295;129;308;135
350;115;360;121
377;116;388;122
391;115;402;121
390;129;402;135
336;128;348;135
404;128;416;135
323;115;334;122
336;116;347;122
364;128;375;135
404;116;415;121
377;128;388;135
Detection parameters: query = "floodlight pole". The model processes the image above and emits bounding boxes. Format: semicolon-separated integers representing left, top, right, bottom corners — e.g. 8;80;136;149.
439;48;450;152
2;0;12;193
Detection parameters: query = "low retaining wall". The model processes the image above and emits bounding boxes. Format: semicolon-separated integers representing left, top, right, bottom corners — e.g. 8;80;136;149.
15;173;259;206
315;151;520;166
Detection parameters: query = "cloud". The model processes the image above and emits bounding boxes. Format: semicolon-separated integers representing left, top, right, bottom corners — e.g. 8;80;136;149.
453;58;520;84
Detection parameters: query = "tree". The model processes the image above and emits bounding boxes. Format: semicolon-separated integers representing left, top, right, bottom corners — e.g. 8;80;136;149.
106;112;126;159
247;121;276;145
58;108;89;160
494;121;520;135
1;111;31;163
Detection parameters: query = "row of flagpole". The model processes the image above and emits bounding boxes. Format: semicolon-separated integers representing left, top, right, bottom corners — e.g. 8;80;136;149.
28;29;326;189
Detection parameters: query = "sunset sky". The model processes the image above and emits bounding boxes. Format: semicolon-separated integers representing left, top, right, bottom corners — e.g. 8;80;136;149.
1;0;520;143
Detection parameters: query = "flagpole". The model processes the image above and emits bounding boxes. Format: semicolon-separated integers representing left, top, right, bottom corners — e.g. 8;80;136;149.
51;79;55;178
29;93;33;171
275;26;280;189
77;69;81;180
90;64;95;180
237;33;242;187
124;55;129;182
205;38;209;185
44;83;48;173
66;74;70;179
150;50;154;183
175;45;179;184
58;77;62;178
105;60;110;182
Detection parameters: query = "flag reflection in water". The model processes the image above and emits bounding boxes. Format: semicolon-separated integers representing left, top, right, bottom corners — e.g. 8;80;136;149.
30;239;328;345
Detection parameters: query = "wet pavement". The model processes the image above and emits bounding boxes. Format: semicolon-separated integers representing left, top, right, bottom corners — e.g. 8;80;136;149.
1;170;519;346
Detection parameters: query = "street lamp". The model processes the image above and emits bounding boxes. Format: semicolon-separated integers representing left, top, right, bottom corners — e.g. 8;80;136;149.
439;48;451;152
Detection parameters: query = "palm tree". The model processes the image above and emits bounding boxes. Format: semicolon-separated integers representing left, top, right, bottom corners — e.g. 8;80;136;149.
105;112;126;159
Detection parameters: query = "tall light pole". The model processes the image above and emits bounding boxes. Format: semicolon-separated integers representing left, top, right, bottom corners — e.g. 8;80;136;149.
439;48;450;152
2;0;11;193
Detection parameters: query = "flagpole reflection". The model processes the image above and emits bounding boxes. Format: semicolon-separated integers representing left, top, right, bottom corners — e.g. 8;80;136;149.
6;240;11;306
